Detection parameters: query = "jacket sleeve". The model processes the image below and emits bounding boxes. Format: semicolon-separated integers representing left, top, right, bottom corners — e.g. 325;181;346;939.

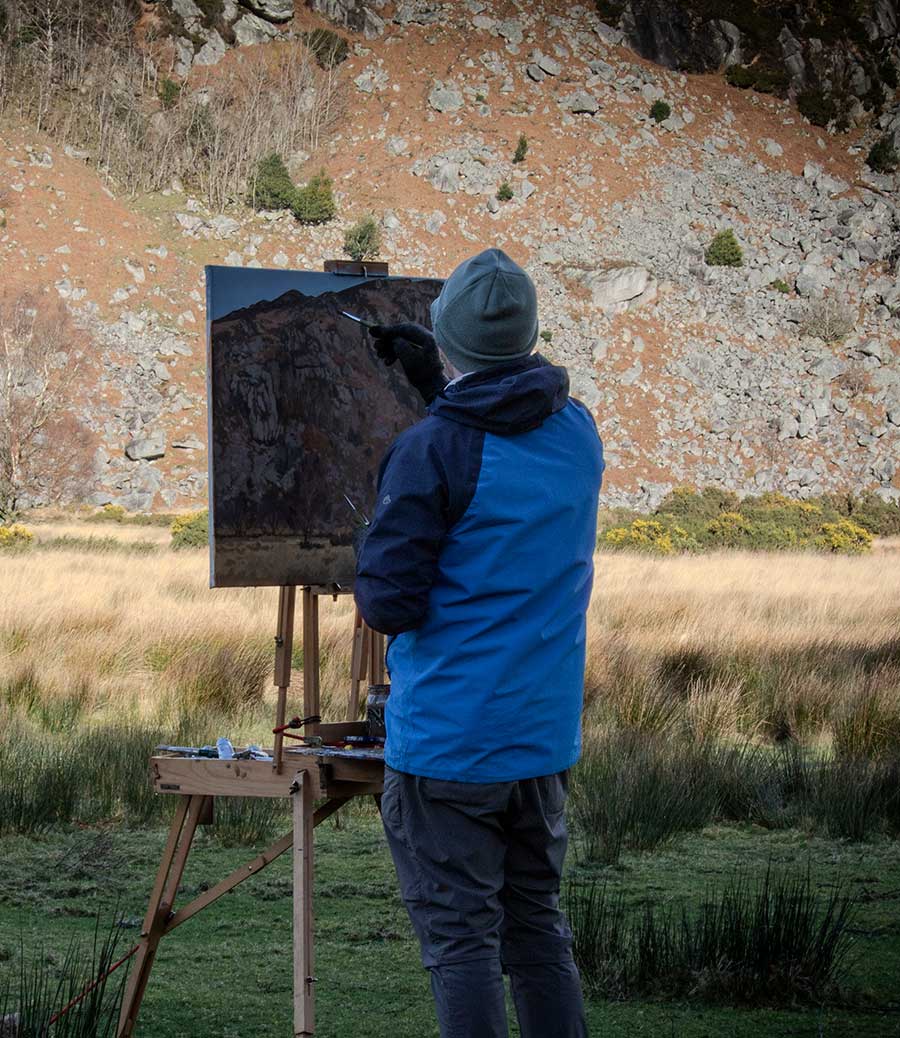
354;420;481;635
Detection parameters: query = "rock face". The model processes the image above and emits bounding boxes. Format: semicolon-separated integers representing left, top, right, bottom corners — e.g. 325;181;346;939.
243;0;294;20
148;0;300;75
306;0;384;38
619;1;741;73
606;0;899;124
233;13;280;44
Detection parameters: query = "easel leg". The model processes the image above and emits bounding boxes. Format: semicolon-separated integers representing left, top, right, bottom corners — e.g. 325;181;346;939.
347;607;370;721
302;588;320;738
368;629;386;686
117;795;206;1037
293;773;315;1037
273;586;297;774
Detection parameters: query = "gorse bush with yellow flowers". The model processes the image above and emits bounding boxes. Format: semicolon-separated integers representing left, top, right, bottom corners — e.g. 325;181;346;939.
0;523;34;550
599;488;886;555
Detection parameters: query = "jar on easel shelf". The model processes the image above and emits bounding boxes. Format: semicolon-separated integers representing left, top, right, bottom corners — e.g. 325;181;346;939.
366;684;390;743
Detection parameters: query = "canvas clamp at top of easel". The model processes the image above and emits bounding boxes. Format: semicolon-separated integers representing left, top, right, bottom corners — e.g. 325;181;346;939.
205;260;443;765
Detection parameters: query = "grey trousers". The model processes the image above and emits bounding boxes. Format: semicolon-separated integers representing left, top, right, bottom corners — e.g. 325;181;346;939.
381;766;588;1038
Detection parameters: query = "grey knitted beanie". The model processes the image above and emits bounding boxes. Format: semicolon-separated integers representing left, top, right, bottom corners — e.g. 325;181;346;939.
430;248;539;373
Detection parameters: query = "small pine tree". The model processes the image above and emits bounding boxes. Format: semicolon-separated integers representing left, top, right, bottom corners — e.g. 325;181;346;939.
497;181;514;202
159;77;181;110
343;215;382;262
867;135;898;174
513;135;528;163
249;153;296;212
292;169;336;225
705;229;743;267
650;99;671;123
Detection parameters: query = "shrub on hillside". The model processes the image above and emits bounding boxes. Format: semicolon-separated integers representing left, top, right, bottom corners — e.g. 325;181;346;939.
798;88;837;127
649;99;671;123
513;134;528;163
171;510;208;550
705;510;755;548
497;181;514;202
752;68;789;95
291;169;336;224
800;297;855;342
249;153;296;212
725;64;755;88
343;215;382;262
705;229;743;267
302;28;349;69
725;64;788;95
867;135;899;174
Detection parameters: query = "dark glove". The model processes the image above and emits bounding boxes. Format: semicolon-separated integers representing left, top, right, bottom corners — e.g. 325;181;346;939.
369;323;447;404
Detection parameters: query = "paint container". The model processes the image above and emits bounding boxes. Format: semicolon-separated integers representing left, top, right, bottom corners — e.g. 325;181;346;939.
366;684;390;741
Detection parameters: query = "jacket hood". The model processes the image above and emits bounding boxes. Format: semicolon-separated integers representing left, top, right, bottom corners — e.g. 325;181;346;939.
428;354;569;436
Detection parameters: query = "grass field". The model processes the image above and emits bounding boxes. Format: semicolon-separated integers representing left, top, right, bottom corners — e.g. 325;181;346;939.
2;820;900;1036
2;521;900;1035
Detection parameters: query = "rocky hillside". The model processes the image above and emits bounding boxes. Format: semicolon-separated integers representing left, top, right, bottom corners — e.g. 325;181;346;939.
1;0;898;512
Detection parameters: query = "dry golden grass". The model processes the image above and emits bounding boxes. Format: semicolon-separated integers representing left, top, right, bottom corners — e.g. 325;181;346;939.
29;520;172;546
1;541;898;749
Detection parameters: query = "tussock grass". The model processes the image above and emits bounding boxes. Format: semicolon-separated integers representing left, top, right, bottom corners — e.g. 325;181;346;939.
0;914;125;1037
566;865;856;1004
570;731;900;861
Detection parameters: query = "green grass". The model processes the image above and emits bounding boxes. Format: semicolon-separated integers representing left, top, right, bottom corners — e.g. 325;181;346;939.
1;821;900;1036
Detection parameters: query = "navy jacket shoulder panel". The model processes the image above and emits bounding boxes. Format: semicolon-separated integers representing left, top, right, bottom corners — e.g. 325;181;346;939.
428;354;570;436
355;416;484;635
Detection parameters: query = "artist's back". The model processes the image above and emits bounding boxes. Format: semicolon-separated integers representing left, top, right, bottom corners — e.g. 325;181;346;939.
355;355;605;783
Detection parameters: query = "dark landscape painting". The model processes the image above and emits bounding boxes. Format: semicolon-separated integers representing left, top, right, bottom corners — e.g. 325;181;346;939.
206;266;443;587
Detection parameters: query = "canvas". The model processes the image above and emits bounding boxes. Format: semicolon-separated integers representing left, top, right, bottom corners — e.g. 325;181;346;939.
206;265;443;588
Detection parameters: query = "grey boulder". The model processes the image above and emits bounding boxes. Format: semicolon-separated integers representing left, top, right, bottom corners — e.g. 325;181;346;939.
243;0;294;20
125;433;166;462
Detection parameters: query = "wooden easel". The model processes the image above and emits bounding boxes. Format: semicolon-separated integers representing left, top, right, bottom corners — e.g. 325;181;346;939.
117;588;386;1037
120;259;393;1037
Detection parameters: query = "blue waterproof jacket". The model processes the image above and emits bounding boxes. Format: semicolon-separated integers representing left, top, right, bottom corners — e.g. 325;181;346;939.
355;355;604;782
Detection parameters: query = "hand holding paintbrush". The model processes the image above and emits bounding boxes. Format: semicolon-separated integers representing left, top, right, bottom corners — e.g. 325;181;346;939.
340;312;447;404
